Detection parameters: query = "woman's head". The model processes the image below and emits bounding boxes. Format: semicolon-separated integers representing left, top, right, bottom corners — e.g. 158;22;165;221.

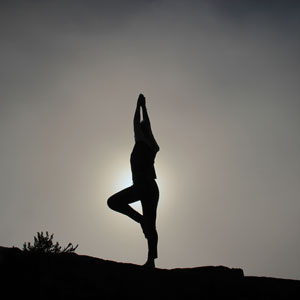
140;120;150;138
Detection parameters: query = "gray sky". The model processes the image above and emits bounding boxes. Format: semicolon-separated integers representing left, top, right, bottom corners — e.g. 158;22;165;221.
1;0;300;279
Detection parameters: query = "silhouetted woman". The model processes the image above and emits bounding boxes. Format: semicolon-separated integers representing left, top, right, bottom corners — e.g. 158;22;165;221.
107;94;160;268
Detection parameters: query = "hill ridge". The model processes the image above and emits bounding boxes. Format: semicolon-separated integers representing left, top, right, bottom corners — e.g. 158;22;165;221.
1;246;299;299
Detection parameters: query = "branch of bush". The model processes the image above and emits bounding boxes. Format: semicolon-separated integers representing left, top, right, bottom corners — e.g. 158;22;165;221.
23;231;78;254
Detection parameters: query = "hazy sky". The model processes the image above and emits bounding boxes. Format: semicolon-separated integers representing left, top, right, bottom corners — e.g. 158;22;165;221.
1;0;300;280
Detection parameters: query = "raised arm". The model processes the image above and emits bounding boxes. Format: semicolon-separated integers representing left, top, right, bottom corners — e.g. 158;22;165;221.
134;94;159;152
140;96;160;153
141;102;151;129
133;94;143;141
134;98;141;129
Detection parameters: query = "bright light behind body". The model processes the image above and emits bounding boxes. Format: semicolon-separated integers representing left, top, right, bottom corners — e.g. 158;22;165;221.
1;0;300;280
114;168;142;213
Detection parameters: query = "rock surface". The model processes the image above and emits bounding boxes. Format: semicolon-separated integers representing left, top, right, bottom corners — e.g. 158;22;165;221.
1;246;299;299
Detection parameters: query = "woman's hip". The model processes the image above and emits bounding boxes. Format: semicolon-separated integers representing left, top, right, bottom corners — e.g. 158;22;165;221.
134;179;159;201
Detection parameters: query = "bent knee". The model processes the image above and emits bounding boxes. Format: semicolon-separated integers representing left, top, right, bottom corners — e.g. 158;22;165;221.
107;196;117;210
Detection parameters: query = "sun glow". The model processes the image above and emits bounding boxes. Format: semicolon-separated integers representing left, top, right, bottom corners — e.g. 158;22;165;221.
107;154;171;218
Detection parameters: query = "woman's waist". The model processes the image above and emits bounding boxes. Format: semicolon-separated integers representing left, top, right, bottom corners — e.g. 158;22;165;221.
132;172;157;183
131;165;156;176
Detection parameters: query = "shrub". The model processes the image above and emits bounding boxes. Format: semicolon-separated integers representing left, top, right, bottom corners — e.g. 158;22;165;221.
23;231;78;253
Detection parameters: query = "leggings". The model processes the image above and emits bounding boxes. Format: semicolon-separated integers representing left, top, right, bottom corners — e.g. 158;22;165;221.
107;179;159;259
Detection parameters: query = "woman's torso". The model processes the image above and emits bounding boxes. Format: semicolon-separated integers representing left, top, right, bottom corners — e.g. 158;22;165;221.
130;140;157;183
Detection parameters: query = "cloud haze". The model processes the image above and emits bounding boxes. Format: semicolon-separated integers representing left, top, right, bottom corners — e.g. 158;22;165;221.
1;0;300;279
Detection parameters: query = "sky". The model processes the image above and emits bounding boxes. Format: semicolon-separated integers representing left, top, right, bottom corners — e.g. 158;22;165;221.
1;0;300;280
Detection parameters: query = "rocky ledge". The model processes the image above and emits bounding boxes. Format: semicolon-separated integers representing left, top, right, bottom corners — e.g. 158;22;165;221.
0;246;299;299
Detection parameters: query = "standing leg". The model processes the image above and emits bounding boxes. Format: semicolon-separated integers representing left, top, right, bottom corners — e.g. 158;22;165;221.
140;182;159;267
107;185;142;224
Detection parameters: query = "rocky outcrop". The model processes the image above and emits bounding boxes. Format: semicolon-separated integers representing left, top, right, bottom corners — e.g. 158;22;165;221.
0;246;299;299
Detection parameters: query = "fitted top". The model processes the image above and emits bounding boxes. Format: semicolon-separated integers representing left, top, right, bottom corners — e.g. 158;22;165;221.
130;141;158;182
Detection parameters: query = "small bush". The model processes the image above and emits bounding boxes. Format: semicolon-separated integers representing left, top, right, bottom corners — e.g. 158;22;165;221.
23;231;78;253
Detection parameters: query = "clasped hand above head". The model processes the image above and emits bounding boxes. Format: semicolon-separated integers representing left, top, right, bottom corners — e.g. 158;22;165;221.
138;93;146;107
